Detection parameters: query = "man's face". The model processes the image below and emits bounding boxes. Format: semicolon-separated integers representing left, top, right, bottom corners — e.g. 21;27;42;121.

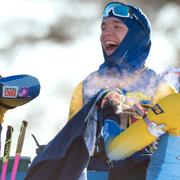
100;17;128;56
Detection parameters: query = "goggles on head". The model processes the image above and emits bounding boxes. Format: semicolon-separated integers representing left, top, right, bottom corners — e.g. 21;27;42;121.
102;2;149;37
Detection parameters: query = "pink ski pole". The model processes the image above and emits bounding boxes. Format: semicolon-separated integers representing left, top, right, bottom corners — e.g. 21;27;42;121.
10;121;28;180
1;126;14;180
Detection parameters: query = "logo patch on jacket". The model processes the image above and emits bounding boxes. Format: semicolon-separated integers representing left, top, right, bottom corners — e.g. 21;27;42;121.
151;104;164;115
2;86;18;98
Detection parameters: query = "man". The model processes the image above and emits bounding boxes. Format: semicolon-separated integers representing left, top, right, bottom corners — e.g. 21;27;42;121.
0;74;40;123
68;2;176;180
25;2;177;180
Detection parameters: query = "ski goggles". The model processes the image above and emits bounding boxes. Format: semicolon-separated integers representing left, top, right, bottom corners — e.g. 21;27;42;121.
102;2;149;37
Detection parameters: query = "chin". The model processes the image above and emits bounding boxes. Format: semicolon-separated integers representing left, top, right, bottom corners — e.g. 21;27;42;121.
105;50;115;56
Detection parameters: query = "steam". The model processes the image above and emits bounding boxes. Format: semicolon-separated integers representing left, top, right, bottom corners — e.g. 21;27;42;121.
84;67;158;106
160;68;180;92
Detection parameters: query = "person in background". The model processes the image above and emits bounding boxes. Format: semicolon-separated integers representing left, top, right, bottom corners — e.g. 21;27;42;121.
68;1;176;180
0;75;40;123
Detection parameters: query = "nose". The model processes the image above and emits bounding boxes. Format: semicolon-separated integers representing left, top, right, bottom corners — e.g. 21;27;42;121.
102;27;113;36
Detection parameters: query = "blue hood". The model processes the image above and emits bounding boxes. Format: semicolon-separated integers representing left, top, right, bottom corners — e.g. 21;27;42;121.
99;4;151;74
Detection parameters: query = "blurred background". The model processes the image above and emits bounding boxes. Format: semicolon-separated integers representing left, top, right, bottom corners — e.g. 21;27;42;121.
0;0;179;159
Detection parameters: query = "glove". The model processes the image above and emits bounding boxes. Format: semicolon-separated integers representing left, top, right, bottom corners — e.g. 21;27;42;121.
99;90;123;121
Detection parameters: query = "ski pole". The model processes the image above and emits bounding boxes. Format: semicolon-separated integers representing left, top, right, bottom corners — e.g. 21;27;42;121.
31;134;46;155
10;121;28;180
1;125;14;180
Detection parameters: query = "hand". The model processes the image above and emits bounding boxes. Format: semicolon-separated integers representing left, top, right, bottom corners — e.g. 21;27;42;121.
119;107;137;129
100;90;123;118
120;107;137;116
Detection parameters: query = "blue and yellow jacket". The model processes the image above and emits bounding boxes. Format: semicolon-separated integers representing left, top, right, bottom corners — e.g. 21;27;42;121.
68;67;176;120
69;68;176;165
68;67;176;169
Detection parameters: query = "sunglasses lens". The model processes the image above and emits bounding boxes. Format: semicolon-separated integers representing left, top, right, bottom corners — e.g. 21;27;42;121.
102;2;149;37
102;3;129;18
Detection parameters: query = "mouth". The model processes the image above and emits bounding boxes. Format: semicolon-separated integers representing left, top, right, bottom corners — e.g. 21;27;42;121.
104;41;119;55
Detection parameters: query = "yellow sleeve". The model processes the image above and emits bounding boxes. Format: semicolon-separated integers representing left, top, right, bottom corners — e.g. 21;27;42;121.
68;82;83;120
0;106;8;123
106;93;180;160
152;82;177;104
